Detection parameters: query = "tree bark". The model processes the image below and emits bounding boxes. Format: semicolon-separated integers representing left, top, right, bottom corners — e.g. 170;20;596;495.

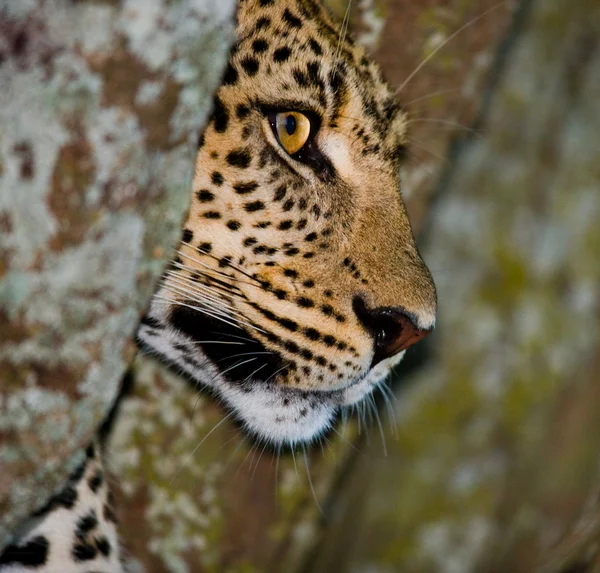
0;0;235;548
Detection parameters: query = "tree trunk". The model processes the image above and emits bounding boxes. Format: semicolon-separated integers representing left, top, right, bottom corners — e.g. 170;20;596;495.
0;0;235;548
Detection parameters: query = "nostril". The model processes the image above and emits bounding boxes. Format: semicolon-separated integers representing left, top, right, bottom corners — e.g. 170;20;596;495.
352;296;432;366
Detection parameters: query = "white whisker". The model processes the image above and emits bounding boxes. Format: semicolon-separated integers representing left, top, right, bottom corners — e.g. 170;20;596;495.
303;446;323;515
395;1;507;95
169;412;233;485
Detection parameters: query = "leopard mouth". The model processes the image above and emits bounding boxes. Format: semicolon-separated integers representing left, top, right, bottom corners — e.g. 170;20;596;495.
137;302;398;445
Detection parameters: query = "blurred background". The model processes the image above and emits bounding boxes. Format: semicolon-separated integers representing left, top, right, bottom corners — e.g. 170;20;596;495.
1;0;599;571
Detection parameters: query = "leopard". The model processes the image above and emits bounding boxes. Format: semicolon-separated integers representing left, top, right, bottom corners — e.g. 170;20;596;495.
0;0;437;571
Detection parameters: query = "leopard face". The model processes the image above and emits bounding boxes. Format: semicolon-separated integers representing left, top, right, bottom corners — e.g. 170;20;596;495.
138;0;437;446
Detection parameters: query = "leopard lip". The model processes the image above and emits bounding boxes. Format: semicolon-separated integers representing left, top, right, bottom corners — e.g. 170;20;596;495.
168;305;286;383
137;307;399;445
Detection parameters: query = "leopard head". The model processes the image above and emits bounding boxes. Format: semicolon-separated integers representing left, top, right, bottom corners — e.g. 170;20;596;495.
138;0;437;445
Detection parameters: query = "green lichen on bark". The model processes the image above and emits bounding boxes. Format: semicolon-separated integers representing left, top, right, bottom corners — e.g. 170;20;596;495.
0;0;236;548
308;0;600;571
108;353;357;573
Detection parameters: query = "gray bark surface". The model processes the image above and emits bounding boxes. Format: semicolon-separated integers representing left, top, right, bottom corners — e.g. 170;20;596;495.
0;0;235;547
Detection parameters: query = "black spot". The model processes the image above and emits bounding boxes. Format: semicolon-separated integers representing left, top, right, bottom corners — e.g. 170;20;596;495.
255;16;271;30
227;220;241;231
211;171;224;186
297;297;314;308
292;68;309;87
236;104;251;119
307;61;324;89
296;219;308;230
252;38;269;53
202;211;221;219
259;0;274;5
298;197;308;210
222;63;238;86
234;181;259;195
53;485;78;510
323;335;336;346
303;279;314;288
273;47;291;63
304;232;317;242
303;252;314;259
283;8;302;28
212;96;229;133
324;290;332;297
283;398;290;406
0;536;49;567
300;408;308;417
86;443;95;458
226;149;252;168
321;304;334;316
88;470;103;493
219;256;232;268
308;38;323;55
197;132;205;149
284;340;300;354
241;56;260;76
278;220;293;230
96;537;111;557
284;248;299;256
316;356;327;366
198;242;212;253
181;229;193;243
304;327;320;341
72;543;97;562
284;269;298;278
244;200;265;212
282;199;295;211
255;221;271;228
196;189;215;202
295;347;311;362
76;510;98;538
273;184;287;201
274;289;287;300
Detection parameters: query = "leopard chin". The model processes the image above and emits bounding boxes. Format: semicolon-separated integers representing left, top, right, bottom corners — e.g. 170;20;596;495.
137;302;406;446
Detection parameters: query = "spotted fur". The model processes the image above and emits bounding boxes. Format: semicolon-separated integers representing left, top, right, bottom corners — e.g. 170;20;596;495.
2;0;436;570
138;0;436;444
1;442;121;573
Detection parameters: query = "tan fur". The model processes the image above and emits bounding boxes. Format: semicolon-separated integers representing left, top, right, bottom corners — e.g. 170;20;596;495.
165;0;436;392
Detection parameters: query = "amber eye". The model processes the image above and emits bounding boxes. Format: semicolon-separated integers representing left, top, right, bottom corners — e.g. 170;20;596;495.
274;111;312;155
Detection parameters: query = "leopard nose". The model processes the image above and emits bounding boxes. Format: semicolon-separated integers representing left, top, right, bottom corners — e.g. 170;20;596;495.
352;296;433;366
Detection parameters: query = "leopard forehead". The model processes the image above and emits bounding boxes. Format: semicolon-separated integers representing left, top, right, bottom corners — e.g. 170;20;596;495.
212;0;408;166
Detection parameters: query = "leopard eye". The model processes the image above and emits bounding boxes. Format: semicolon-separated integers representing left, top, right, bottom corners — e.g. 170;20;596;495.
274;111;312;155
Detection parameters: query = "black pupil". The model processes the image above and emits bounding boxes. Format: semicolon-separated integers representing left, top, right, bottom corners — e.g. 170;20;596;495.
285;114;296;135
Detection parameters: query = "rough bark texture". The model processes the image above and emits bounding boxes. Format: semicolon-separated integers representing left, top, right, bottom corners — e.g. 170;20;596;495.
0;0;235;548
